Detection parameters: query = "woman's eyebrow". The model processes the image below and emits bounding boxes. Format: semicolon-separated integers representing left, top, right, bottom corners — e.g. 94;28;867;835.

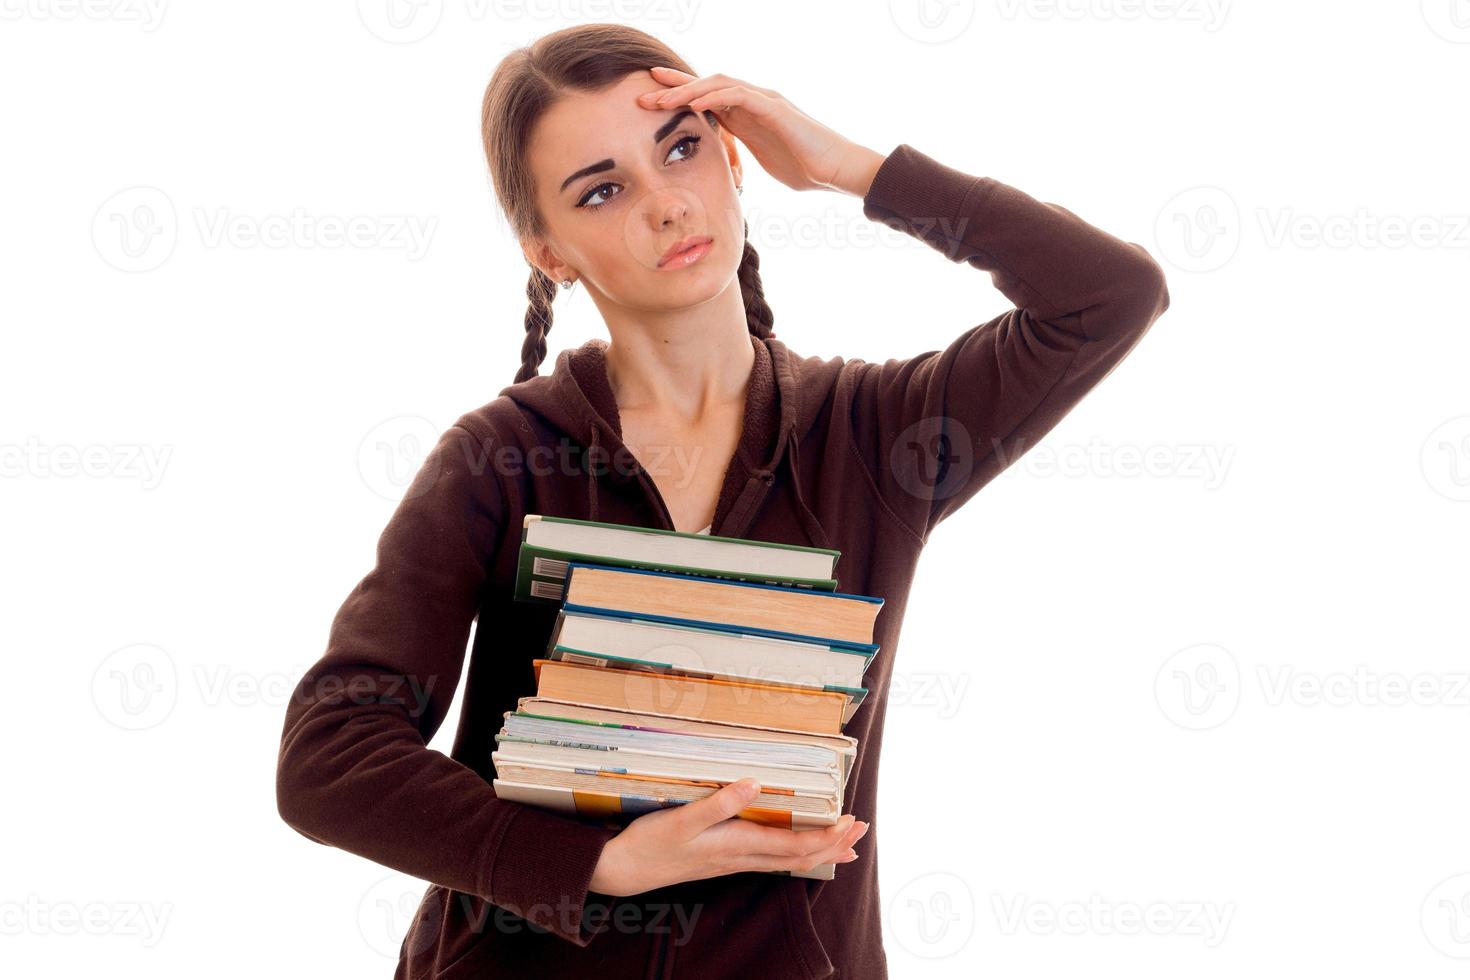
559;109;698;193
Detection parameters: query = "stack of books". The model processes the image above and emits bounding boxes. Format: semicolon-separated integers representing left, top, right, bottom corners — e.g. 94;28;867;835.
492;514;884;880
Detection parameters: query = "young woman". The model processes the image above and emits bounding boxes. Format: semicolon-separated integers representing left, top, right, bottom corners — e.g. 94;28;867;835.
275;23;1169;980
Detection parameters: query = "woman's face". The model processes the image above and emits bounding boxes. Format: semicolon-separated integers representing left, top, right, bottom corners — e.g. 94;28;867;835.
524;70;745;312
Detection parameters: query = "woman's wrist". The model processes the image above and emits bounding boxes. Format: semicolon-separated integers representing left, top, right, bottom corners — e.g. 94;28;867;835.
588;832;629;896
829;143;887;198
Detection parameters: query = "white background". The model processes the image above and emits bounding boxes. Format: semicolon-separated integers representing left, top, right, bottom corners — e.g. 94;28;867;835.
4;1;1468;977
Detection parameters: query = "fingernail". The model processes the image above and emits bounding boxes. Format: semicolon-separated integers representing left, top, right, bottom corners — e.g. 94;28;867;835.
843;849;857;861
836;814;855;832
741;779;760;798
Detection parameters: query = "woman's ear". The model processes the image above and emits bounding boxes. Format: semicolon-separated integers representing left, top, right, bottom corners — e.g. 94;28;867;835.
521;238;572;283
719;132;744;194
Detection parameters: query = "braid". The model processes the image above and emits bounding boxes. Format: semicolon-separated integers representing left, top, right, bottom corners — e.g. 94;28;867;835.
516;266;557;384
737;219;775;340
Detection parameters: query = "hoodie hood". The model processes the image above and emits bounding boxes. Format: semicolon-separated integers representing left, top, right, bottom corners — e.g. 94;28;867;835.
497;333;832;550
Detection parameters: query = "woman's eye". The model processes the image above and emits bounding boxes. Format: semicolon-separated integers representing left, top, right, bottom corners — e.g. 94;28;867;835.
667;133;701;163
578;134;702;211
579;182;617;209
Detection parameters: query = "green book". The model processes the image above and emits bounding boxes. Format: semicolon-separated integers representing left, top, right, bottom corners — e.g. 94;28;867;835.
513;514;841;604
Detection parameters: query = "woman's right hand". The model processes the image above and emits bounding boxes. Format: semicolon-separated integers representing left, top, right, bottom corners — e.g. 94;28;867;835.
587;778;870;897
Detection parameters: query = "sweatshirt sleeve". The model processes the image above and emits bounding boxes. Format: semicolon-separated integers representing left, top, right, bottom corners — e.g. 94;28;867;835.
274;422;618;946
849;143;1171;541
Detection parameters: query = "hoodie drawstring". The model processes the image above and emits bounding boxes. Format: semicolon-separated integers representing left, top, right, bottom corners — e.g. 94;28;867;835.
784;423;832;551
586;425;601;523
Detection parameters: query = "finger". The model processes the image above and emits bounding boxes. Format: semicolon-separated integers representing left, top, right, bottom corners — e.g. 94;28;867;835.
674;777;761;833
639;72;739;110
734;834;861;875
726;814;860;857
686;86;780;120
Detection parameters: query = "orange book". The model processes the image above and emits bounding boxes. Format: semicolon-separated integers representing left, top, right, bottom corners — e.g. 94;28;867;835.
530;658;848;736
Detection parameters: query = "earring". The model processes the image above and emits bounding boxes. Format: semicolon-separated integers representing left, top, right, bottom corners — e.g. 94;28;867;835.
560;278;575;291
737;185;744;196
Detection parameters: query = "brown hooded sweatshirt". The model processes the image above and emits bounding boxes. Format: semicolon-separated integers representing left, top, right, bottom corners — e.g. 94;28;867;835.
275;143;1170;979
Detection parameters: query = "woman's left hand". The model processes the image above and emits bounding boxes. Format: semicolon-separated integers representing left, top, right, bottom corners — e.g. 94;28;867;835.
637;67;884;197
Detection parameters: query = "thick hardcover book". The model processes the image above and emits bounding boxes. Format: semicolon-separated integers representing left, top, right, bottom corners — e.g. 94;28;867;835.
544;605;872;712
561;561;883;647
531;658;851;737
513;514;841;603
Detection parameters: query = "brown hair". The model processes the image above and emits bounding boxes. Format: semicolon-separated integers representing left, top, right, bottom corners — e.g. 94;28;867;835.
480;23;775;385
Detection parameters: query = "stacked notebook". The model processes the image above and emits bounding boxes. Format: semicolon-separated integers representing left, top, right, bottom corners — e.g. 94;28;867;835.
493;514;884;880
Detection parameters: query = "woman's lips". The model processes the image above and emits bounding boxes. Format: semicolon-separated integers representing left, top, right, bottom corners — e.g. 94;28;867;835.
657;235;713;270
